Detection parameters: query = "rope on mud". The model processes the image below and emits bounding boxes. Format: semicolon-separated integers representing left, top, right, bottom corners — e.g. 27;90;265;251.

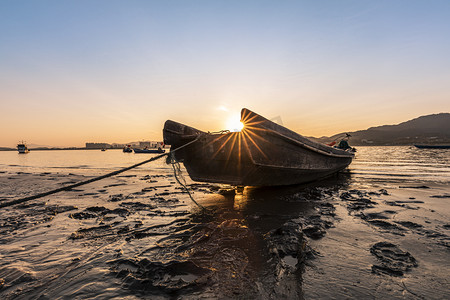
0;135;204;209
168;152;206;211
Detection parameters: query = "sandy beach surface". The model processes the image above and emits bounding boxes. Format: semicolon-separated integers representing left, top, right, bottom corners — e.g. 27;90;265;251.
0;147;449;299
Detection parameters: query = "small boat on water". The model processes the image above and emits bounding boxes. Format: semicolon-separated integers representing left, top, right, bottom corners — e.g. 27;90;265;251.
414;144;450;149
163;108;355;186
17;141;29;154
133;148;165;154
123;145;133;153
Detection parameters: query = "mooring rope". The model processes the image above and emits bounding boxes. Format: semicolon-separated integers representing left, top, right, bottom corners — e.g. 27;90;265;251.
168;152;206;210
0;135;204;209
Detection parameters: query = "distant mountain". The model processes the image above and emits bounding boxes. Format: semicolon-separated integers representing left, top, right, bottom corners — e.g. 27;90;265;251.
313;113;450;146
28;143;55;149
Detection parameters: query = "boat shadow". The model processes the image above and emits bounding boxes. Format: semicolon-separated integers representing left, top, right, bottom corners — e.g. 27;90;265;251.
173;172;354;298
223;171;352;214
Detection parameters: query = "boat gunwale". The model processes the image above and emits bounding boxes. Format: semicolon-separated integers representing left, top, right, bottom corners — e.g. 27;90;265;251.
165;126;354;159
255;128;354;159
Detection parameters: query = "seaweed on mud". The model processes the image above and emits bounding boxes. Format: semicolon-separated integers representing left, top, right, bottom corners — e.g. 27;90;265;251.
69;225;113;239
109;258;211;294
370;242;417;276
399;185;430;189
367;220;406;235
119;201;155;210
395;200;424;203
430;194;450;198
285;187;326;202
358;212;391;220
262;221;306;299
347;199;376;211
188;183;221;193
295;213;333;240
318;202;336;217
70;204;151;220
301;224;327;240
108;193;125;202
86;206;109;213
270;188;338;241
384;201;419;210
339;189;382;211
150;197;180;206
104;183;127;188
217;188;236;196
69;211;98;219
394;221;423;229
368;189;389;196
155;192;171;196
266;221;306;260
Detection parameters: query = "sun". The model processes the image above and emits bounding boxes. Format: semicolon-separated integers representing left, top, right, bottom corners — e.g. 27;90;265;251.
226;114;244;132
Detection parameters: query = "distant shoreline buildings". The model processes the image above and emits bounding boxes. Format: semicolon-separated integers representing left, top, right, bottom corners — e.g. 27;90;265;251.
85;142;112;149
85;141;164;149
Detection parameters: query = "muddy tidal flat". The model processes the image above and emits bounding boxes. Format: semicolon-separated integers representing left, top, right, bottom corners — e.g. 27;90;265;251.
0;147;449;299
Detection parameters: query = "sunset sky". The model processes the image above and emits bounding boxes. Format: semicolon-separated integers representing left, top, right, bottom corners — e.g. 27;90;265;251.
1;1;449;147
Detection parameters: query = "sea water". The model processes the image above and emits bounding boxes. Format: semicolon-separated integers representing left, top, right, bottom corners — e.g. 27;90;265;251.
0;149;170;174
1;146;448;182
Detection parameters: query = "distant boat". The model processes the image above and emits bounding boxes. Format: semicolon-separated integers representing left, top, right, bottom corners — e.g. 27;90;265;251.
133;148;165;154
17;141;29;154
123;145;133;153
414;144;450;149
163;108;355;186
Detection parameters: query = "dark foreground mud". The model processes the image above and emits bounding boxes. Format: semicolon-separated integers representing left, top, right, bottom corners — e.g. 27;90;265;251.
1;164;449;299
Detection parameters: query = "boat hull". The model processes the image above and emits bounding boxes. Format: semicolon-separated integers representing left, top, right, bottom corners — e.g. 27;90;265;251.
133;149;165;154
17;144;29;154
414;145;450;149
163;108;354;186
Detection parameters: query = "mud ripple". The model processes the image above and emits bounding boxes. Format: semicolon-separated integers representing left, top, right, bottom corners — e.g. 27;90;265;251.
370;242;418;276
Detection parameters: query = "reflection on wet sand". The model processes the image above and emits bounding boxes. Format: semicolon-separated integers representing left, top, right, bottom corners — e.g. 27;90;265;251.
165;174;352;299
105;174;352;299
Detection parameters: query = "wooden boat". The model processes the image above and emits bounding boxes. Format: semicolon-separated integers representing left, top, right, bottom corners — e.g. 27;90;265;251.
414;144;450;149
163;108;355;186
123;145;133;153
17;141;29;154
133;148;166;154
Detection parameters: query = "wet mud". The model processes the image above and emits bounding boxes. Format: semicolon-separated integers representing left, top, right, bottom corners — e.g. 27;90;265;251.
1;158;449;299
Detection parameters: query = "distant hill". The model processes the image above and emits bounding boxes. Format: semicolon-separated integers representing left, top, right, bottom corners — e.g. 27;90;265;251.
28;143;55;149
313;113;450;146
0;147;14;151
